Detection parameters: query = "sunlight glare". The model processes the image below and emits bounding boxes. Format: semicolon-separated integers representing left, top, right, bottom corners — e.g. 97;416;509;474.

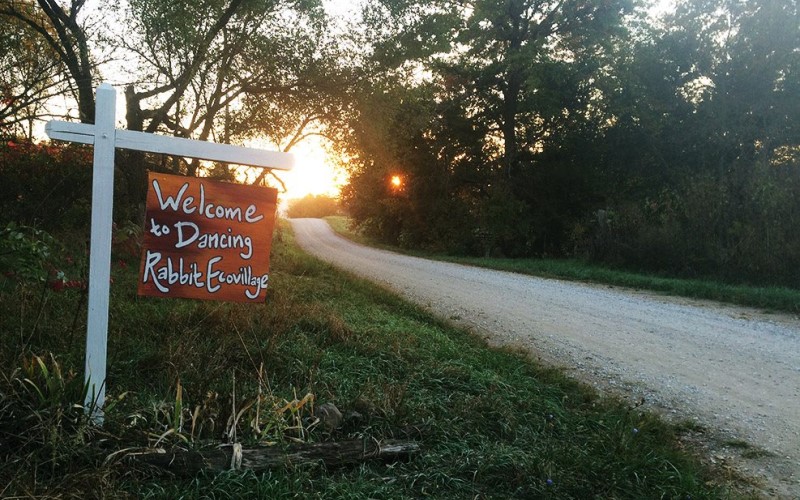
243;136;347;199
283;138;347;198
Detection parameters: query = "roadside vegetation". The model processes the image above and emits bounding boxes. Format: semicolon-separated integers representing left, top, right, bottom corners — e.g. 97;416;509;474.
0;216;749;498
1;0;794;496
286;194;342;219
326;215;800;314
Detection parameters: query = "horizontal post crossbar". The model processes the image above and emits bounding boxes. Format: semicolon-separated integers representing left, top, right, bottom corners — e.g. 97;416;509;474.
45;121;294;170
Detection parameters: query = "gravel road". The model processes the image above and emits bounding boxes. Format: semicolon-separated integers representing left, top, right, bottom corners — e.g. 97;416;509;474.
290;218;800;497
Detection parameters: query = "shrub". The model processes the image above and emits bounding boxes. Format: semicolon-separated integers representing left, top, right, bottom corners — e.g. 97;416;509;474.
0;140;94;229
0;222;62;286
286;194;341;219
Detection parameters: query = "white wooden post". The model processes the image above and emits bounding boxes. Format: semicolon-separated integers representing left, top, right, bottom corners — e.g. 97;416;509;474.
45;82;294;425
84;83;116;422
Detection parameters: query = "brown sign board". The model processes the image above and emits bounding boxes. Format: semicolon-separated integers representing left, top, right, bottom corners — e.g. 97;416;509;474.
138;172;278;303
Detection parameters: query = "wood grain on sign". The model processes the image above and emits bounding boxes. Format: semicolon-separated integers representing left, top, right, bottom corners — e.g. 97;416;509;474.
138;172;278;303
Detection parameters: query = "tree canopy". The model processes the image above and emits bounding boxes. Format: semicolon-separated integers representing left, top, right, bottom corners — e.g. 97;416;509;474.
337;0;800;285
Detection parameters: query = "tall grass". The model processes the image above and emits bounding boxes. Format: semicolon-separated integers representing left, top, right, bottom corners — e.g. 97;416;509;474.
0;220;745;498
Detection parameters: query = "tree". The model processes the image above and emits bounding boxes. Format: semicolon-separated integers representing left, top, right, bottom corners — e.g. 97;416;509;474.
0;0;98;123
119;0;250;136
0;9;69;137
452;0;634;180
341;0;641;254
286;194;340;218
117;0;353;191
118;0;336;139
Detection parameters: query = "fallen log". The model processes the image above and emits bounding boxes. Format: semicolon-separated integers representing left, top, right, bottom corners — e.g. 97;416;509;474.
126;439;420;474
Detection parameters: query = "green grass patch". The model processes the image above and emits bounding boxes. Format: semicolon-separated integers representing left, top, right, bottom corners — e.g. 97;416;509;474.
326;215;800;313
0;220;743;498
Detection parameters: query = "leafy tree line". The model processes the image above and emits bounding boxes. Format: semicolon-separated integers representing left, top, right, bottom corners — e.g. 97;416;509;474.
1;0;799;286
338;0;800;287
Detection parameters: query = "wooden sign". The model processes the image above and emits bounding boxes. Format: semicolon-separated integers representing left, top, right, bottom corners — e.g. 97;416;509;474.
138;172;278;302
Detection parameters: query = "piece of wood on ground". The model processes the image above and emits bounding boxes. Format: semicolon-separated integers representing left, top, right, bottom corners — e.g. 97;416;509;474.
126;439;421;474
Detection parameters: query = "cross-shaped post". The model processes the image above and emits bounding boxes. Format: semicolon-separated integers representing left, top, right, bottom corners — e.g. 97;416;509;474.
46;83;294;423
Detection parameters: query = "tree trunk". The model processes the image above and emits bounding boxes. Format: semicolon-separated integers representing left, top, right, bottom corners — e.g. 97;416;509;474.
502;69;522;180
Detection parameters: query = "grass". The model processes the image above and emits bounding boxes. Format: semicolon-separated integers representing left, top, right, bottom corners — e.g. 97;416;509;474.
325;215;800;314
0;219;747;498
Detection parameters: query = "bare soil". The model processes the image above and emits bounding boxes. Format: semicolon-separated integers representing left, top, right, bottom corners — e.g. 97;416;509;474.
290;218;800;498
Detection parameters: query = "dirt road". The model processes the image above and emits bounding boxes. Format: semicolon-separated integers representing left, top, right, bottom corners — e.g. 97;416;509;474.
290;218;800;497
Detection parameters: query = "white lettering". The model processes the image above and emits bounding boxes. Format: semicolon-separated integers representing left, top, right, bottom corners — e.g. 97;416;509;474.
181;196;196;214
142;250;168;292
245;204;263;223
206;256;223;293
153;180;189;211
174;221;200;248
244;273;269;299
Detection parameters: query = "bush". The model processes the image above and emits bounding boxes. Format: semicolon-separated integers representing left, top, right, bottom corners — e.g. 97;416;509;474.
584;164;800;287
0;222;62;286
286;194;341;219
0;140;93;229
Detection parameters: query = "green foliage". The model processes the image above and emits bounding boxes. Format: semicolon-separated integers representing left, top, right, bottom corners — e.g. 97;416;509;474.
580;163;800;287
340;83;489;254
0;140;93;229
0;354;97;494
0;222;60;285
341;0;800;288
342;0;637;257
0;223;736;498
7;353;90;422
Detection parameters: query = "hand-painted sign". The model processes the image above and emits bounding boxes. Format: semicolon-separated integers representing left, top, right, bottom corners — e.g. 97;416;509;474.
47;83;293;421
138;172;278;302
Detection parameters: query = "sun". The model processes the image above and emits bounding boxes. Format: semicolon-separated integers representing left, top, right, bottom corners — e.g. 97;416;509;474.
281;138;347;198
241;135;347;199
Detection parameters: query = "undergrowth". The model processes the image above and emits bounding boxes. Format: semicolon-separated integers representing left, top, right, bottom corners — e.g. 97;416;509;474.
0;220;743;498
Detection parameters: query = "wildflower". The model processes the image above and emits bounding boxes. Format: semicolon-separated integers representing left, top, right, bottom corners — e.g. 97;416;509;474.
546;479;554;486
